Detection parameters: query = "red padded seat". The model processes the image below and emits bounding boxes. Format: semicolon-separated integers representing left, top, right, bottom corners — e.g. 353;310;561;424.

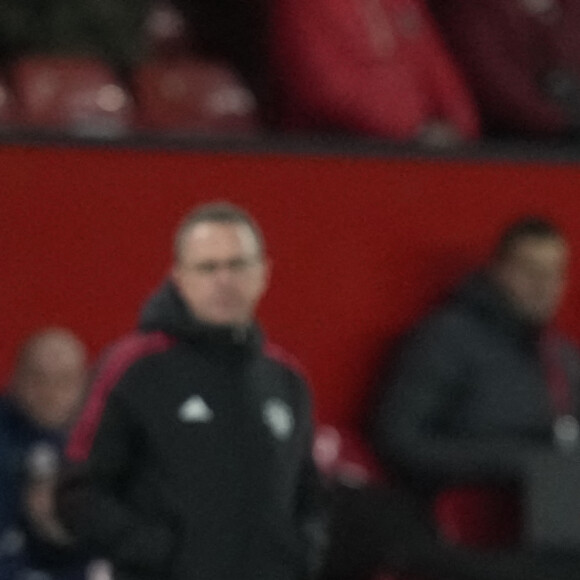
132;58;259;133
12;56;132;135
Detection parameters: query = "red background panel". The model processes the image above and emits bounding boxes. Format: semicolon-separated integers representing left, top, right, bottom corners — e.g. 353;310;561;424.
2;145;580;427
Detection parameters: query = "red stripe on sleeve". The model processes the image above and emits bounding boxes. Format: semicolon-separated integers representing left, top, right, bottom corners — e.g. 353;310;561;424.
263;341;308;380
66;331;175;463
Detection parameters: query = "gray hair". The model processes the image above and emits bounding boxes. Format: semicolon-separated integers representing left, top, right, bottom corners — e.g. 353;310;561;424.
173;201;265;263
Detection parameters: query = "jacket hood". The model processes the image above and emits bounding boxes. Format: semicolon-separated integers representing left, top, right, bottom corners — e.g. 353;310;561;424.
138;279;262;349
450;270;543;342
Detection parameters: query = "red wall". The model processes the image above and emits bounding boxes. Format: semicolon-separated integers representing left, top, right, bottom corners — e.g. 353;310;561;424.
2;144;580;427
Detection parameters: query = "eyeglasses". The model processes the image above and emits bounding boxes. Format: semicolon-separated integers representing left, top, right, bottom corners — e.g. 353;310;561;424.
182;256;262;276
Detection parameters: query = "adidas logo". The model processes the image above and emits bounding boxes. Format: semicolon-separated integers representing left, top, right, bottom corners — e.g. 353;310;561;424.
178;396;214;423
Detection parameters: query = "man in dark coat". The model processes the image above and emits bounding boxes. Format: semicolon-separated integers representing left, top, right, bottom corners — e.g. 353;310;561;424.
0;328;88;580
374;216;579;493
372;216;580;577
57;202;324;580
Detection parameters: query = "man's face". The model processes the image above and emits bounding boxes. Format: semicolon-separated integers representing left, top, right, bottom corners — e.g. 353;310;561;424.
493;235;569;325
172;221;270;327
14;345;86;430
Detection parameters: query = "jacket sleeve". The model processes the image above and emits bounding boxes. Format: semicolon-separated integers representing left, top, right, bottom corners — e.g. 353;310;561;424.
57;388;177;574
372;313;545;489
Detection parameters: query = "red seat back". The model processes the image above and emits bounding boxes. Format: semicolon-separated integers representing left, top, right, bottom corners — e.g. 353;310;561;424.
132;58;259;133
12;56;132;135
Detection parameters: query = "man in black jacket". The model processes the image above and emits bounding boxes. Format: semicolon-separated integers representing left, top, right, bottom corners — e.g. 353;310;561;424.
374;216;579;493
57;202;323;580
372;216;580;576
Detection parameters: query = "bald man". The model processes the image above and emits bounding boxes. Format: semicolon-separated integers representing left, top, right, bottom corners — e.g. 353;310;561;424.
0;328;87;579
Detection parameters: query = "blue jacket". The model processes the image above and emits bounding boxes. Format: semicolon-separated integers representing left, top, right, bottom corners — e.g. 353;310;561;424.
0;396;86;579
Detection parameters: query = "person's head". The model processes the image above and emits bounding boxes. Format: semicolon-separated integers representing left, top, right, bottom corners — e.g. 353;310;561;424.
172;202;270;327
490;216;569;325
10;328;87;430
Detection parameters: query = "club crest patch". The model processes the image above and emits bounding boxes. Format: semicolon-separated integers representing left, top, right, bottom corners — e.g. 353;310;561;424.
263;398;294;440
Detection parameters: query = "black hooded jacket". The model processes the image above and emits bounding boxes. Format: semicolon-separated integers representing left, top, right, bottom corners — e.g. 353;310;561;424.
58;281;322;580
372;271;580;494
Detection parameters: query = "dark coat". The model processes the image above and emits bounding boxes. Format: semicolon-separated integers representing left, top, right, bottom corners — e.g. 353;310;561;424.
373;271;580;493
58;281;323;580
0;397;86;579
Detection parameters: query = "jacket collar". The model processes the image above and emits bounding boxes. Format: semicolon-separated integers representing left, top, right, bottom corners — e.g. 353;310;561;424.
138;279;263;351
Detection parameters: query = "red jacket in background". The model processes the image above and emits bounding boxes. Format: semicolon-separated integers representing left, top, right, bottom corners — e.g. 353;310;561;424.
269;0;480;141
430;0;580;138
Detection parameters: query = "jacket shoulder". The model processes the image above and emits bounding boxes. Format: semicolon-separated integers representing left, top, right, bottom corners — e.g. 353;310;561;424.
263;341;308;382
66;331;176;462
408;302;481;343
96;331;177;383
